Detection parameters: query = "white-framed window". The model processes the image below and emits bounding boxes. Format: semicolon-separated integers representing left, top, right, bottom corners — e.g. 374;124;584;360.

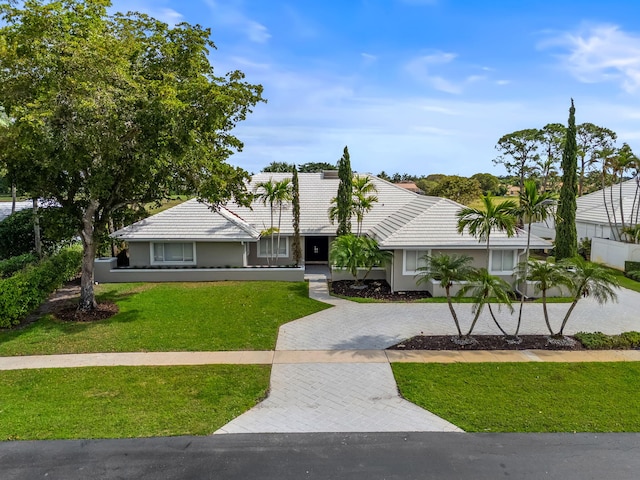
403;249;429;275
490;249;516;273
151;242;196;265
258;237;289;258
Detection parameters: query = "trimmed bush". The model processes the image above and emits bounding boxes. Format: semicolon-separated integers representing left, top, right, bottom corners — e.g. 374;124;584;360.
0;253;38;278
625;261;640;273
0;246;82;328
576;331;640;350
626;270;640;282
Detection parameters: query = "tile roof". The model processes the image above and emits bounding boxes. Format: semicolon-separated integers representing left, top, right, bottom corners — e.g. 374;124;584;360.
576;178;640;225
111;201;260;241
112;172;550;249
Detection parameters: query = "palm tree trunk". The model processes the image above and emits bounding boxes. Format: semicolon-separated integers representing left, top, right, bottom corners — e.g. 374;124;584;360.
487;303;509;336
609;172;619;240
515;225;532;336
445;286;463;337
466;304;484;337
602;165;616;241
558;298;579;336
542;290;554;335
275;202;282;264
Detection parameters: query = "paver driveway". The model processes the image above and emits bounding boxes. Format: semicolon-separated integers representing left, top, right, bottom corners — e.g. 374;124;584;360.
218;271;640;434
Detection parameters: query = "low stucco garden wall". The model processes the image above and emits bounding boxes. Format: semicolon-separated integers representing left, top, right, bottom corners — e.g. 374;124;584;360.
94;258;305;283
591;237;640;270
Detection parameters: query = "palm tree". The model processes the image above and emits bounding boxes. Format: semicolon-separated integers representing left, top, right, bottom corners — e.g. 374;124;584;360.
514;180;557;336
457;194;518;270
461;268;514;337
255;177;292;264
515;259;573;335
329;234;391;286
415;253;475;338
352;175;378;236
556;256;619;337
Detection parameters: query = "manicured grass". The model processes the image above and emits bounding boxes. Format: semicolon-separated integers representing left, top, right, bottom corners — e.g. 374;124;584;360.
465;196;520;209
393;362;640;432
0;365;269;440
603;266;640;293
0;281;330;355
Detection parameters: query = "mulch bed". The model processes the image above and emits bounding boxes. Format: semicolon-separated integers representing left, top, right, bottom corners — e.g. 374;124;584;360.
53;301;119;322
388;335;584;351
330;279;431;301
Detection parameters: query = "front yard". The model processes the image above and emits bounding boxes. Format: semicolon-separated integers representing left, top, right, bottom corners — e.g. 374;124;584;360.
393;362;640;432
0;365;270;440
0;281;330;355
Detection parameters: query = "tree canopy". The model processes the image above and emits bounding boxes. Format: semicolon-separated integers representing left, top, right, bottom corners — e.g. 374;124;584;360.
555;99;578;261
0;0;264;309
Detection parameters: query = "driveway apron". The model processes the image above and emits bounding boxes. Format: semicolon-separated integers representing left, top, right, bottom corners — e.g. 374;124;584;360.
216;273;462;434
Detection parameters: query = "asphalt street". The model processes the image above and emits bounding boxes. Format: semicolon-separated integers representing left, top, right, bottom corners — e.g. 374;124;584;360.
2;432;639;480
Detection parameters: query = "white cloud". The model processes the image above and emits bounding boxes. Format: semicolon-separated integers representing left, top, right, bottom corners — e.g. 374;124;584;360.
361;53;378;65
405;52;462;94
496;79;510;86
541;24;640;93
205;0;271;44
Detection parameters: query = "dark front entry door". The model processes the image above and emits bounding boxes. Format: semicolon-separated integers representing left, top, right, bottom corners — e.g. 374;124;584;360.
305;236;329;263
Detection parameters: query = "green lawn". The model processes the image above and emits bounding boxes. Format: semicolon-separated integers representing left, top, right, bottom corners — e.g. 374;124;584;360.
0;365;269;440
393;362;640;432
0;281;330;355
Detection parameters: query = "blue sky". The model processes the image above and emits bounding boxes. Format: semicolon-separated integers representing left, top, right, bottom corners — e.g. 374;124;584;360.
112;0;640;177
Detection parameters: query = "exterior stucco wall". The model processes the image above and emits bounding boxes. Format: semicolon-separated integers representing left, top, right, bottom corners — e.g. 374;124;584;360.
591;237;640;269
127;241;246;268
389;248;521;294
247;237;294;266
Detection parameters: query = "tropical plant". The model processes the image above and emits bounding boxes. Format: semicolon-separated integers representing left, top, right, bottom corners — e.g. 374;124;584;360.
255;178;292;265
576;123;617;196
329;234;390;286
351;175;378;236
415;253;475;338
456;194;518;269
515;259;573;335
556;256;620;337
513;180;558;336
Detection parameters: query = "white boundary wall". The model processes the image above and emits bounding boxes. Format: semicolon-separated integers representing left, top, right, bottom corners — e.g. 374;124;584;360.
591;238;640;270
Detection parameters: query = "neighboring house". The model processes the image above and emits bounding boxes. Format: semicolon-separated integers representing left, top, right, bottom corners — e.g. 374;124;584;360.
530;178;640;242
394;181;424;195
99;172;550;292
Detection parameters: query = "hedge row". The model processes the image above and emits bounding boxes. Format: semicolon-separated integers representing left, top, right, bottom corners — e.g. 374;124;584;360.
0;246;82;328
575;331;640;350
0;253;38;279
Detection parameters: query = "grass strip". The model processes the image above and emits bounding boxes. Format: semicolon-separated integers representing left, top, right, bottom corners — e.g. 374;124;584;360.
0;281;330;355
393;362;640;432
0;365;269;440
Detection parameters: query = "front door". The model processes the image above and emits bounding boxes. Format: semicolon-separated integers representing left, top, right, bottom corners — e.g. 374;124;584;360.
305;236;329;263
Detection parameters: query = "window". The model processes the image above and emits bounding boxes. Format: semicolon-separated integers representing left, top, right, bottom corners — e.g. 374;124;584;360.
403;249;429;275
490;249;515;273
151;243;195;265
258;237;289;258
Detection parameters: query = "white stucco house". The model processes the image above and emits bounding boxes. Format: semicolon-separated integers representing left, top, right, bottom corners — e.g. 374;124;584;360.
95;172;551;293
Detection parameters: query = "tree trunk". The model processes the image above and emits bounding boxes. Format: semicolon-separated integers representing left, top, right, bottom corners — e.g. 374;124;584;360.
515;225;532;336
445;286;463;337
32;198;42;258
602;166;616;242
79;200;99;312
542;290;554;335
11;183;16;214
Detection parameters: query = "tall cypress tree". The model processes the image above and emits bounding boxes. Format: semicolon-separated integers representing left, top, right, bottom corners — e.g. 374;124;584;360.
291;166;302;266
555;99;578;260
336;146;353;236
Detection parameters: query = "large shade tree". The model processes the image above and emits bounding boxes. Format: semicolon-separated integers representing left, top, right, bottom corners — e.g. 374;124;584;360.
0;0;264;310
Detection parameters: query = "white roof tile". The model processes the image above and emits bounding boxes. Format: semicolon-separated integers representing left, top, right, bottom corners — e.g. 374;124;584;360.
112;173;550;249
